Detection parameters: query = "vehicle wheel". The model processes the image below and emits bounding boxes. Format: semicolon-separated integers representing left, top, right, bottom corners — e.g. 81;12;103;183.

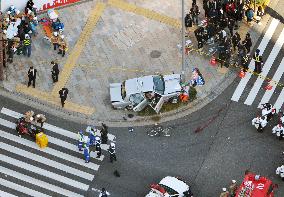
126;105;133;110
257;128;263;133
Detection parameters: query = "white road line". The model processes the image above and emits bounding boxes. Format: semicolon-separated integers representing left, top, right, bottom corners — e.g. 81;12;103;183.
0;177;51;197
259;58;284;106
0;142;94;180
0;107;116;142
1;154;90;191
0;190;17;197
0;166;84;197
0;117;105;161
244;28;284;106
274;88;284;111
231;18;279;102
0;128;99;170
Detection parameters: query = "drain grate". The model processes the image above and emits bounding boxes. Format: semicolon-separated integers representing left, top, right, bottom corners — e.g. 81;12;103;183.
150;50;162;58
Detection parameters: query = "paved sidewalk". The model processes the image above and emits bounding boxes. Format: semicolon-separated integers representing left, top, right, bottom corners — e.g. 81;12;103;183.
0;0;271;127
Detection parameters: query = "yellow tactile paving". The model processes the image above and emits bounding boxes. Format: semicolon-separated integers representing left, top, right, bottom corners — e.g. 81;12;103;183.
16;84;95;115
51;2;107;97
108;0;181;28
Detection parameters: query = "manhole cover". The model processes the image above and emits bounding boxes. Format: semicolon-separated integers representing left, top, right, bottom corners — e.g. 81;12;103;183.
150;50;162;58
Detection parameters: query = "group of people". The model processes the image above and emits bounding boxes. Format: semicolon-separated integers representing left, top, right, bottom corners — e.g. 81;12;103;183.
77;123;116;163
252;103;284;139
219;180;238;197
185;0;265;73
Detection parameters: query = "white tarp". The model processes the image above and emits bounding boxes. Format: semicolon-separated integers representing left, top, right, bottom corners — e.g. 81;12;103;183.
1;0;81;13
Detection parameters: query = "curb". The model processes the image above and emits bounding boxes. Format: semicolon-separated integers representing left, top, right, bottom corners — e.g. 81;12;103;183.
0;0;278;127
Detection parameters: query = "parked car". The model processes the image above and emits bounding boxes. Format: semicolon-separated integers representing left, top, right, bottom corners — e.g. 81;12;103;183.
109;74;181;113
145;176;193;197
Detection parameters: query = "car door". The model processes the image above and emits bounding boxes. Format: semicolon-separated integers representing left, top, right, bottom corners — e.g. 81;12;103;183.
133;98;149;112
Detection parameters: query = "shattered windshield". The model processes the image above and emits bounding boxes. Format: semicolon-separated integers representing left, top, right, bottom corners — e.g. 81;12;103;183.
129;93;144;105
153;76;164;95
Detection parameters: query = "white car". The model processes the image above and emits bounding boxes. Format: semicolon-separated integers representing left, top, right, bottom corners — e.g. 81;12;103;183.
109;74;181;113
146;176;193;197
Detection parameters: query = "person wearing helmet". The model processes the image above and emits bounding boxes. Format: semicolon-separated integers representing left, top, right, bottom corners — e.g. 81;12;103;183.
34;114;46;128
95;136;102;158
99;188;110;197
272;123;284;140
220;188;229;197
58;35;67;57
253;49;263;74
252;115;267;132
229;180;237;197
77;130;84;151
23;34;32;57
51;31;59;51
83;142;90;163
108;143;117;163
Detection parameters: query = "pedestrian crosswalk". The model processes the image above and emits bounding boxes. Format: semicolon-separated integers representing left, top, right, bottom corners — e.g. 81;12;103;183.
0;107;116;197
231;18;284;111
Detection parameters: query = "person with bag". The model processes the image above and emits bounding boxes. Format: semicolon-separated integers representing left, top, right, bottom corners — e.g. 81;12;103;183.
58;87;69;107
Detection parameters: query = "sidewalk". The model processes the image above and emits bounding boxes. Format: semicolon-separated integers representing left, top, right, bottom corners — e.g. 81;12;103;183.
0;0;272;127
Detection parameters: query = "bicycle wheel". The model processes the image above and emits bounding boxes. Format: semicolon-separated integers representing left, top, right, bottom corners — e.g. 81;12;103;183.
147;129;159;137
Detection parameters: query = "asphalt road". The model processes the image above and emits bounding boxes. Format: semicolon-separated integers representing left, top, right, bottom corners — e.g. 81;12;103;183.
0;72;283;197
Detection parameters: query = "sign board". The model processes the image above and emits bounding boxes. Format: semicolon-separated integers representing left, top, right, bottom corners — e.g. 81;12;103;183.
1;0;81;13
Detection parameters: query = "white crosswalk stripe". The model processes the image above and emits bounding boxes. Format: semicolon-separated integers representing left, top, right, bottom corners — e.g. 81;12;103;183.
0;107;117;197
231;18;284;112
231;18;279;102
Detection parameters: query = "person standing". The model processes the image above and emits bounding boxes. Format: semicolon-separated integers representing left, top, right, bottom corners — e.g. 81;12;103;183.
242;33;252;53
220;188;229;197
83;143;90;163
50;32;59;51
241;52;250;72
58;87;69;107
34;114;46;127
184;12;193;34
253;49;263;74
229;180;237;197
101;123;108;144
58;35;67;57
27;66;37;88
95;137;102;158
51;61;59;83
99;188;110;197
23;34;32;57
108;143;117;163
232;32;240;51
190;4;200;25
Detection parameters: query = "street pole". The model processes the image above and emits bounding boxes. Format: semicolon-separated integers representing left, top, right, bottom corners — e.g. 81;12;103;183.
181;0;185;82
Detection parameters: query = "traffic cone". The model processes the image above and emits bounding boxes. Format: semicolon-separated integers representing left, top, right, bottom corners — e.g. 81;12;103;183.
264;80;273;90
238;70;246;78
210;56;217;66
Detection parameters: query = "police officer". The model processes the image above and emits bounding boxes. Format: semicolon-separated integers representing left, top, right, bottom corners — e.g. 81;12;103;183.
83;143;90;163
108;142;117;163
95;136;102;158
253;49;263;74
99;188;110;197
77;130;84;151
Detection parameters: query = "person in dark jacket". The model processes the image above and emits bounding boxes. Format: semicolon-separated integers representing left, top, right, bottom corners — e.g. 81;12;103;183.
59;87;69;107
108;143;117;163
242;33;252;53
101;123;108;144
51;61;60;83
27;66;37;88
253;49;263;74
185;12;193;34
190;4;200;25
232;32;241;51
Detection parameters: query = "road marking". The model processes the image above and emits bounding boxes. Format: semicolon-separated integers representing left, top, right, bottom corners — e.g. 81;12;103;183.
108;0;181;28
244;27;284;105
0;190;17;197
1;107;116;143
0;177;52;197
0;166;83;197
0;142;94;180
259;57;284;106
274;87;284;111
0;128;99;170
1;154;90;191
231;18;279;102
51;2;106;96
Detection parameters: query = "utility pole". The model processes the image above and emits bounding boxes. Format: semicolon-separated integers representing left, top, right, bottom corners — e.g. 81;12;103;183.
181;0;185;82
0;32;4;81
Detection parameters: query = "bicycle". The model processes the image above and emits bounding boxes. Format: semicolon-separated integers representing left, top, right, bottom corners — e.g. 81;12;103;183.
147;124;171;137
